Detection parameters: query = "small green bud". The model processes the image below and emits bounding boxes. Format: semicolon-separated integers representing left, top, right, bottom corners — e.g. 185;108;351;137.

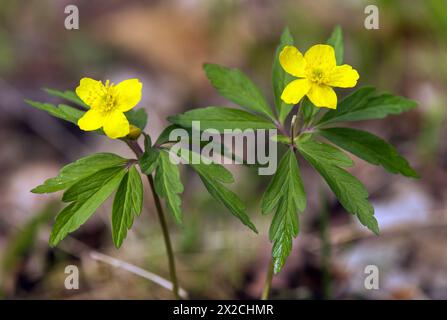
127;125;142;140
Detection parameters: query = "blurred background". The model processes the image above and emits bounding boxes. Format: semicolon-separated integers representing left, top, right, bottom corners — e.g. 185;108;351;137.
0;0;446;299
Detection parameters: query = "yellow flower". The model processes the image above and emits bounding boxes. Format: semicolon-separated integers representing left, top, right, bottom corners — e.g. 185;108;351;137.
280;44;359;109
76;77;142;139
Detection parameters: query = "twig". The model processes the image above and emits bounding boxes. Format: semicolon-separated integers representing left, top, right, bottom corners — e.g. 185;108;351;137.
89;251;188;299
0;209;188;298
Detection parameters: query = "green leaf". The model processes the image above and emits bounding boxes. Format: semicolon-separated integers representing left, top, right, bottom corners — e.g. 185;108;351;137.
192;162;234;184
32;153;128;194
317;87;417;126
50;166;127;246
112;166;143;248
319;127;418;178
204;63;275;119
58;104;85;122
191;162;257;233
155;125;182;146
140;149;160;175
272;28;295;123
125;108;148;130
261;149;306;273
301;97;319;126
157;125;238;165
154;151;184;223
271;134;291;145
43;88;88;109
62;166;126;202
317;87;374;125
298;134;354;167
140;134;160;175
143;132;152;150
25;99;85;125
156;125;213;147
168;106;276;132
261;149;306;214
326;25;344;65
297;135;379;234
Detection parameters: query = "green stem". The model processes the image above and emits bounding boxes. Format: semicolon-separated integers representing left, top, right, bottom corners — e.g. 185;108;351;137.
125;140;181;300
261;257;274;300
319;191;332;299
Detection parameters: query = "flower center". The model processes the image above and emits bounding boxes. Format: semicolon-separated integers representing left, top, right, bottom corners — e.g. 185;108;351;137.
308;68;325;84
100;80;118;113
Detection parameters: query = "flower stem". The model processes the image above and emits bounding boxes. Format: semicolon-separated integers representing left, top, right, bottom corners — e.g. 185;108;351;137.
125;140;181;300
319;190;332;299
261;257;274;300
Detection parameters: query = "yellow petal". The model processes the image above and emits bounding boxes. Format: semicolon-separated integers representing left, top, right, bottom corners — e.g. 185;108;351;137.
103;111;130;139
115;79;143;112
75;78;105;109
281;79;311;104
326;65;359;88
77;109;104;131
306;84;337;109
304;44;336;72
279;45;307;77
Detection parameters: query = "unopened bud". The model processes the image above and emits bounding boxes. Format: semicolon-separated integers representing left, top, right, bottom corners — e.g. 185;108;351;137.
127;125;142;140
291;115;297;127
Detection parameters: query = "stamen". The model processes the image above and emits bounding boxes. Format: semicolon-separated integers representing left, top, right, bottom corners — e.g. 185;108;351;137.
99;81;117;113
309;68;325;84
